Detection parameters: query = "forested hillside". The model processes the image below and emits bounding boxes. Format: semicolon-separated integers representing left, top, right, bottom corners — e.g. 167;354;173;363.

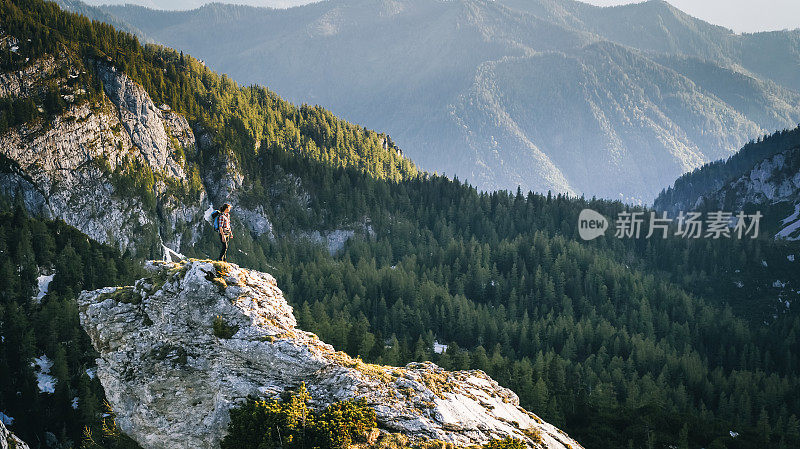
0;0;417;183
0;1;799;449
0;203;144;448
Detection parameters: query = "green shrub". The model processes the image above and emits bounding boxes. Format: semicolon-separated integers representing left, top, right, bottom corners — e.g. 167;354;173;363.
97;286;141;305
521;426;543;445
482;437;527;449
312;397;377;448
220;383;376;449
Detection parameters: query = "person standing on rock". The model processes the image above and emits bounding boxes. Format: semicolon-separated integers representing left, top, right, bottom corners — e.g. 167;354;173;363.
216;203;233;262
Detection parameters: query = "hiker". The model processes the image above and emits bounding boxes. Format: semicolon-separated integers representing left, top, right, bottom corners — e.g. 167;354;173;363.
212;203;233;261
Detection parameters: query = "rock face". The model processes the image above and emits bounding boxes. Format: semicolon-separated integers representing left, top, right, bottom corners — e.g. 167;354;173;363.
701;148;800;210
97;63;185;179
0;49;206;254
0;420;31;449
78;260;583;449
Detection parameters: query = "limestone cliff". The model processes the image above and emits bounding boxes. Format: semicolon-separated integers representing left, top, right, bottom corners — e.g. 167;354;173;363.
78;260;583;449
0;45;206;254
700;148;800;212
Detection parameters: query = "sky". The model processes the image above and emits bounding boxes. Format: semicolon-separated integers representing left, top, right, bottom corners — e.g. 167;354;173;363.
81;0;800;33
583;0;800;33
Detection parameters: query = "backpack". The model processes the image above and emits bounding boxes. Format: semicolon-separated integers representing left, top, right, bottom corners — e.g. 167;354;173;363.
211;210;221;231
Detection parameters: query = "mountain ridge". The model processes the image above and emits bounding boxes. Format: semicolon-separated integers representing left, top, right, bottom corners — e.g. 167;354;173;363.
88;0;800;202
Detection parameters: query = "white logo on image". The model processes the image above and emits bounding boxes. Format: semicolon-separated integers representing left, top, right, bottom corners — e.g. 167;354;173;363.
578;209;608;240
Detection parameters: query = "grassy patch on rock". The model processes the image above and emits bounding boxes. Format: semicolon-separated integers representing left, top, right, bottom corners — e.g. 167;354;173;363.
97;286;141;305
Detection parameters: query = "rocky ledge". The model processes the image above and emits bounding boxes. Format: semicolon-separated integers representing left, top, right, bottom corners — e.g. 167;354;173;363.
78;260;582;449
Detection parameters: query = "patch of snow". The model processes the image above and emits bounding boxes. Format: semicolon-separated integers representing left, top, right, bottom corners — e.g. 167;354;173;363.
788;255;796;262
10;45;18;52
776;204;800;241
762;260;768;267
0;411;13;425
734;281;744;288
781;204;800;225
773;280;786;288
730;431;739;438
33;273;54;301
162;245;185;263
71;397;79;410
85;368;96;379
32;355;56;394
785;301;791;309
433;341;448;354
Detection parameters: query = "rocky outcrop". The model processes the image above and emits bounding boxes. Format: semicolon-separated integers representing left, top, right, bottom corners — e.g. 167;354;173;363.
0;420;30;449
78;260;583;449
702;148;800;210
0;98;155;251
0;53;59;98
97;63;185;179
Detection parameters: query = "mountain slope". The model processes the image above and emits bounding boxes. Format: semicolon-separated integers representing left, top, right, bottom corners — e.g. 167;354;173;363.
1;0;417;257
93;0;800;201
2;2;800;449
654;126;800;324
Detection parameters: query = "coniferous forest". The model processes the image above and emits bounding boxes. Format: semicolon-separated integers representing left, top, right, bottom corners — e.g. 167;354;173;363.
0;1;799;448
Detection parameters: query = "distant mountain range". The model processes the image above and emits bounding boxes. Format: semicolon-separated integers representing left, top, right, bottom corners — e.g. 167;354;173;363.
68;0;800;203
